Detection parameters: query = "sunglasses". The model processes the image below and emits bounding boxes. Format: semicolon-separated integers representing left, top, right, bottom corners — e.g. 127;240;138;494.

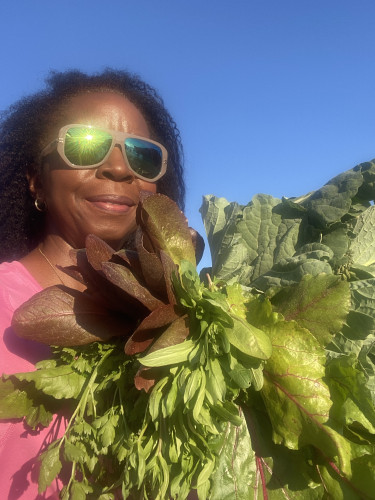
40;124;168;182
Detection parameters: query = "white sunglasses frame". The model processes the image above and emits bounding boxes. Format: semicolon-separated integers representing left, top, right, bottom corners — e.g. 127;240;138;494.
40;124;168;182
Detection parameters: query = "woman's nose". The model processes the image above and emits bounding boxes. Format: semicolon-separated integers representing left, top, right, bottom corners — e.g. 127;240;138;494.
96;145;134;182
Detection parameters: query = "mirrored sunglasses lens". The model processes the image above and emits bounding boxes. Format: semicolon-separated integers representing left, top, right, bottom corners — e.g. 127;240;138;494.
124;138;162;179
64;127;112;166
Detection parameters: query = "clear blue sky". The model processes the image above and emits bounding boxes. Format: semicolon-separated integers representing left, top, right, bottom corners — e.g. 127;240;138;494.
1;0;375;269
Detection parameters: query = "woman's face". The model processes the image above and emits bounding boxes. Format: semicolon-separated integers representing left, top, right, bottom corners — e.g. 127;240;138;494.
37;92;158;250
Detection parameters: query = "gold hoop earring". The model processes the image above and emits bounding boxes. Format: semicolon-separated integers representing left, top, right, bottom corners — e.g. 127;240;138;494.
34;198;47;212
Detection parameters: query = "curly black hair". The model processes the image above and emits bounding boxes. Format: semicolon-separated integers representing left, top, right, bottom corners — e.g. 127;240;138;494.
0;69;185;263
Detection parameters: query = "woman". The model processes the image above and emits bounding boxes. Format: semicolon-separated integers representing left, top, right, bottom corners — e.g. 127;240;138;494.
0;69;185;499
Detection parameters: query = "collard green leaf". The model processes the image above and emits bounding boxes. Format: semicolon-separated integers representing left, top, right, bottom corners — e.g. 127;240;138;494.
326;327;375;407
201;193;303;286
251;252;333;291
350;278;375;322
200;195;242;276
321;225;352;269
210;235;252;285
201;160;375;288
237;194;302;281
349;205;375;267
271;274;350;345
356;160;375;200
298;168;364;227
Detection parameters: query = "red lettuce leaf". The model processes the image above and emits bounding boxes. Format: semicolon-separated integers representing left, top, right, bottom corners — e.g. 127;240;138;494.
12;287;132;346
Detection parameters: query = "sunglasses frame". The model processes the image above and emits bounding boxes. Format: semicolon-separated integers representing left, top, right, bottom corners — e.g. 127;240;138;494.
40;123;168;182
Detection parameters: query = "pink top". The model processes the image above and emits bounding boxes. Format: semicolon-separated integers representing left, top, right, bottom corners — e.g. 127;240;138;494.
0;261;62;499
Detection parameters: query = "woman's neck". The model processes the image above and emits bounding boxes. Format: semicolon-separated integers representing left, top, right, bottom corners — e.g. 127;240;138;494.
20;235;86;291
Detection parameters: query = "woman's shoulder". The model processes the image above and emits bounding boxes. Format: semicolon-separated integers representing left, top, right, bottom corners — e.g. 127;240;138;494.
0;259;40;281
0;260;42;315
0;260;49;374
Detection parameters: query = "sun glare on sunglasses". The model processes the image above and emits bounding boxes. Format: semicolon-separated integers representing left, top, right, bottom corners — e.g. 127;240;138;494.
65;127;114;166
41;124;168;182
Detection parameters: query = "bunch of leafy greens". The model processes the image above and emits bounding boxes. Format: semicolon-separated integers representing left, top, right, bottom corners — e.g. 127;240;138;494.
200;159;375;498
0;155;374;499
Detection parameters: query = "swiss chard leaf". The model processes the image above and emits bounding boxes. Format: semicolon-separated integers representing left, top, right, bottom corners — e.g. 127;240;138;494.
261;321;351;475
271;274;351;345
241;403;325;499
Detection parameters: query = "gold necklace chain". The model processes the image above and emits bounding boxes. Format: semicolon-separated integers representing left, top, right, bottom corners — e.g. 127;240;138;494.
38;246;66;286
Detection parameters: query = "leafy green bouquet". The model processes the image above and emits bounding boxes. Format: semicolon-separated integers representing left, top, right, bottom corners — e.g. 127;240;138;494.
1;160;375;499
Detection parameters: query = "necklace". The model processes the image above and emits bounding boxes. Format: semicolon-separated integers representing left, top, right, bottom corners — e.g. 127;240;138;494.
38;247;66;286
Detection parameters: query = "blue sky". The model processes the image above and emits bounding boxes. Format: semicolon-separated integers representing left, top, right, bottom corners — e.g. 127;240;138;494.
1;0;375;269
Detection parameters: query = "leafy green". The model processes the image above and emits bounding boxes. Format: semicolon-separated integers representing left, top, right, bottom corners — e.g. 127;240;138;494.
209;415;256;500
200;159;375;497
271;274;350;345
11;287;131;345
2;158;375;500
138;192;197;267
140;339;195;366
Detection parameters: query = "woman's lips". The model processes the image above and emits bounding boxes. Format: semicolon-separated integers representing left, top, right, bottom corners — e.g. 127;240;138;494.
86;195;136;213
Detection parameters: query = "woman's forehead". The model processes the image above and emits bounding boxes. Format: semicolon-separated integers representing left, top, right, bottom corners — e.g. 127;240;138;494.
57;91;150;136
